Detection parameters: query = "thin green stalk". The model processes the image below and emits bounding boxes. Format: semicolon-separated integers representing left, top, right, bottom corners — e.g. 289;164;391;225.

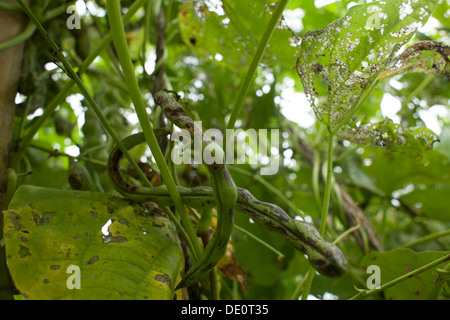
312;149;322;212
331;176;347;226
17;95;32;140
308;124;326;212
199;228;220;300
428;262;450;300
403;74;434;107
301;129;335;300
106;0;203;260
44;1;76;22
399;229;450;249
141;0;154;70
320;130;335;235
15;0;152;190
0;1;76;53
0;2;21;11
349;254;450;300
209;268;220;300
289;270;310;300
78;144;108;158
13;87;71;168
299;266;315;300
226;0;289;130
233;224;284;259
0;21;35;52
28;142;106;168
333;224;361;245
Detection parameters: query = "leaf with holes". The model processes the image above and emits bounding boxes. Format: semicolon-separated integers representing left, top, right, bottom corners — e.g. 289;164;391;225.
296;0;438;127
380;40;450;79
338;118;439;166
3;185;184;300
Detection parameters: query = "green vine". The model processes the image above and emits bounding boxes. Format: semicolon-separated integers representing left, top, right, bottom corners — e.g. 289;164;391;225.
105;0;203;262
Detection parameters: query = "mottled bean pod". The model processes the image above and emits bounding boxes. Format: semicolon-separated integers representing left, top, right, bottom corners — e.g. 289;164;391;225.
107;92;349;288
157;91;238;289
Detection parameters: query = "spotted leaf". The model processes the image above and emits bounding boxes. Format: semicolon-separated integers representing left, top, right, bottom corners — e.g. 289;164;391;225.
3;186;184;300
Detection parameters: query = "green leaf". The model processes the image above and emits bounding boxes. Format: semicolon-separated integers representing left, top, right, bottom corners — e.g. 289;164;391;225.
360;249;450;300
399;184;450;222
296;0;438;126
361;148;450;222
178;0;296;72
341;156;385;197
363;148;450;194
3;186;184;300
338;118;439;166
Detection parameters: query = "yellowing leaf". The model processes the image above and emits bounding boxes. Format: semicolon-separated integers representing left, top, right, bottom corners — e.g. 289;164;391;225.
3;186;184;300
216;242;247;293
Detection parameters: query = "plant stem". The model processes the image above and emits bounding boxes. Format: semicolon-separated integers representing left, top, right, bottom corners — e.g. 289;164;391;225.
0;1;76;53
300;128;335;300
320;129;335;235
17;95;32;140
233;224;284;259
0;2;21;11
226;0;289;130
43;1;76;23
0;21;35;52
349;254;450;300
333;224;361;245
209;267;220;300
428;262;450;300
106;0;203;261
399;229;450;249
28;142;106;167
299;266;315;300
289;269;310;300
312;149;322;211
402;74;434;107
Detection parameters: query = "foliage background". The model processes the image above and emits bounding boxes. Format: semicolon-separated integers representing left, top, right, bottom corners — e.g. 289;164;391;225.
1;0;449;300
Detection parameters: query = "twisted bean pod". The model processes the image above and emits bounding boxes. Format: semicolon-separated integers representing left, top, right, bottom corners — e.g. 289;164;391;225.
108;91;348;287
108;133;348;279
158;90;238;289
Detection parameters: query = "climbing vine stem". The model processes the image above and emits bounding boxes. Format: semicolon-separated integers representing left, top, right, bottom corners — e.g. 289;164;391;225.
349;254;450;300
105;0;203;261
299;127;335;300
226;0;289;130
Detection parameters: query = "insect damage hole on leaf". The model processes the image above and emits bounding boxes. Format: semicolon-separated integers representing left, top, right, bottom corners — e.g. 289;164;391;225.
101;219;113;235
